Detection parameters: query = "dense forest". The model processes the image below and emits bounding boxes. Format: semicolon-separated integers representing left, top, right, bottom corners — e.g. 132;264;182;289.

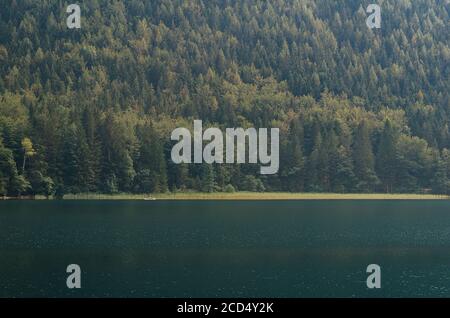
0;0;449;197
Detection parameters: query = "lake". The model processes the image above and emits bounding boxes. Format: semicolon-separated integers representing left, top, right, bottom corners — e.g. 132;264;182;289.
1;200;450;298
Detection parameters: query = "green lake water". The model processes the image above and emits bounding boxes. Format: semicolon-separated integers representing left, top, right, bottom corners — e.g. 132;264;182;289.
1;200;450;298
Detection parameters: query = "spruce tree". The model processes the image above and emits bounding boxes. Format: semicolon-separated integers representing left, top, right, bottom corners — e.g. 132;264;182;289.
353;121;379;192
376;120;398;193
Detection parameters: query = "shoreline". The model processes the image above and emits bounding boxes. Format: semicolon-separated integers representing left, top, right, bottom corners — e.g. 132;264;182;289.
10;192;447;201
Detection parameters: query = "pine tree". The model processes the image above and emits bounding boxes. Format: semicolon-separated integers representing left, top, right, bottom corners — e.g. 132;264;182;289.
376;120;398;193
201;164;216;193
353;121;379;192
333;145;356;193
0;137;21;196
305;130;322;192
62;124;90;193
283;119;304;192
432;159;449;195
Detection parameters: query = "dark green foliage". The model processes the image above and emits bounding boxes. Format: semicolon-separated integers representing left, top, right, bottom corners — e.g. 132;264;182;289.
0;137;23;195
352;121;379;192
376;120;398;193
0;0;449;195
432;159;450;195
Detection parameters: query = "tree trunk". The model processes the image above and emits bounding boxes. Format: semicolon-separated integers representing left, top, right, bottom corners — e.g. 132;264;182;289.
22;155;26;174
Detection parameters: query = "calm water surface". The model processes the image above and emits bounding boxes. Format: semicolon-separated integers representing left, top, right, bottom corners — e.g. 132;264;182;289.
1;200;450;298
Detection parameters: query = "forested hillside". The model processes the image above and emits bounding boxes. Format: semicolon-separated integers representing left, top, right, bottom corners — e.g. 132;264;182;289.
0;0;449;196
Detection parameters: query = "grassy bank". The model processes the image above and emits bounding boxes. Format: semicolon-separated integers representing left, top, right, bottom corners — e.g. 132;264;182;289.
35;192;450;200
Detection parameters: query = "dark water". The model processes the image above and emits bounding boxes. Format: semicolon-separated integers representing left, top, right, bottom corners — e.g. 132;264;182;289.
1;200;450;298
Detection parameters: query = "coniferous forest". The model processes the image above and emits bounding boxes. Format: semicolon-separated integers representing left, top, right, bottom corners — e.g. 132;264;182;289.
0;0;449;197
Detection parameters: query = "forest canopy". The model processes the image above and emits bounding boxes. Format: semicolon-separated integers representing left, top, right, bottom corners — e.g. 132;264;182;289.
0;0;449;196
